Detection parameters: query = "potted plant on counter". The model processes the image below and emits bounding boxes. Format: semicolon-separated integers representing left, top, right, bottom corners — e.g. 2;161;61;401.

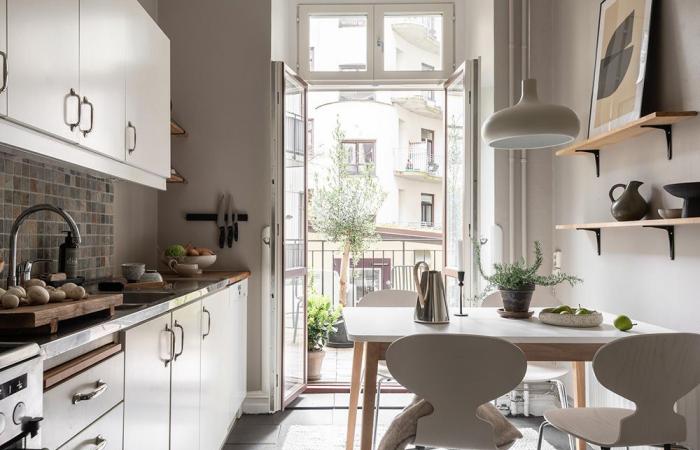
307;292;342;382
474;239;582;313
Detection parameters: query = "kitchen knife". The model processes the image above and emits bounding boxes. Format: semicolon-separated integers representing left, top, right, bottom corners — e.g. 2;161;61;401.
216;194;226;249
226;194;234;248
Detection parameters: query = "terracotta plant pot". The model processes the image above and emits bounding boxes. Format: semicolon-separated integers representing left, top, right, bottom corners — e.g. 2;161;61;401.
307;349;326;382
499;284;535;312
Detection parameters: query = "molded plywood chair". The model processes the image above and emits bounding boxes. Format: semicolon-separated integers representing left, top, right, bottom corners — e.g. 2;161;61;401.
356;289;417;448
386;334;527;449
540;333;700;450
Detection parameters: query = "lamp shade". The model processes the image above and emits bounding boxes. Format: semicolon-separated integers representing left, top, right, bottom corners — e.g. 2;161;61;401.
482;79;580;149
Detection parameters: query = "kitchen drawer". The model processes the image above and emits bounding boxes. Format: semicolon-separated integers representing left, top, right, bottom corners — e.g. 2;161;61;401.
58;403;124;450
44;352;125;450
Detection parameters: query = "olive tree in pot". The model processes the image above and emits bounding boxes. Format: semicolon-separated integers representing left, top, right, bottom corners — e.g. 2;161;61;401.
474;239;582;312
307;293;342;382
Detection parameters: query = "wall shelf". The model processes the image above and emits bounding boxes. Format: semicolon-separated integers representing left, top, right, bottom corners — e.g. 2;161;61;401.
170;119;187;136
556;217;700;260
555;111;697;177
167;167;187;184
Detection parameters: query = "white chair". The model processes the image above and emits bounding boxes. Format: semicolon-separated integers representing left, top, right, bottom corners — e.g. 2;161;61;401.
482;290;575;450
540;333;700;450
356;289;417;449
386;333;527;449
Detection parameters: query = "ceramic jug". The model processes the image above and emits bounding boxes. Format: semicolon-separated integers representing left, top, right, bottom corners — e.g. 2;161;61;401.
413;261;450;324
609;180;648;221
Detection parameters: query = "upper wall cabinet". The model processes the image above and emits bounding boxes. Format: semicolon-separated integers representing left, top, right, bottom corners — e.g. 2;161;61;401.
125;0;170;179
0;0;7;117
78;0;127;160
7;0;80;142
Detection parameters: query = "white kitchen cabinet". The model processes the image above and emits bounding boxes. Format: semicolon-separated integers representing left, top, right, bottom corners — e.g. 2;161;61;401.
124;0;170;178
7;0;80;141
171;301;202;450
78;0;126;160
0;0;7;116
124;314;173;450
58;403;124;450
200;289;232;450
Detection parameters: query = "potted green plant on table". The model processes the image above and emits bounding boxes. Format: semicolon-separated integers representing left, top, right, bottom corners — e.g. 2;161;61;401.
474;239;582;313
307;292;342;382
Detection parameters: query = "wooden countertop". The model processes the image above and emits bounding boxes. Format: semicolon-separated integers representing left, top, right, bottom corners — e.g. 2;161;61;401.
163;270;251;285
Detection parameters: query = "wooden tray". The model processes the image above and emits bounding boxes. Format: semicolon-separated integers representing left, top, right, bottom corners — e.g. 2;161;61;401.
0;293;123;334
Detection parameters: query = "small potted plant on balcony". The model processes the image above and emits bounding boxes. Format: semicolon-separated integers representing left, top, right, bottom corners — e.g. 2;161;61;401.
474;239;582;313
307;292;342;382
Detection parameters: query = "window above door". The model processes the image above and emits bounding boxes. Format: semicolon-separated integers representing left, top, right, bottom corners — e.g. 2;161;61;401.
298;3;455;84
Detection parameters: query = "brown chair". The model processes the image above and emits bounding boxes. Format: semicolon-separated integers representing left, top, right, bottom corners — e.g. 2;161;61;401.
386;333;527;449
540;333;700;450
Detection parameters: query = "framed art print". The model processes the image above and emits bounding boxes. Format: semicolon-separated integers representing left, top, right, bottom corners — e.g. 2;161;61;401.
589;0;653;138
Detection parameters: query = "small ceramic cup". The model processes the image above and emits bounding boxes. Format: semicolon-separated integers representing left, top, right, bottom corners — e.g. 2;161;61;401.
122;263;146;282
168;260;200;277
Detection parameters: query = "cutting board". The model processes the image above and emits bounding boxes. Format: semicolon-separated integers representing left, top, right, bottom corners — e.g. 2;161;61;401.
0;293;123;334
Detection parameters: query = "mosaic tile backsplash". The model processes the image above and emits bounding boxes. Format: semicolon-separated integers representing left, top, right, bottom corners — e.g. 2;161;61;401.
0;152;114;286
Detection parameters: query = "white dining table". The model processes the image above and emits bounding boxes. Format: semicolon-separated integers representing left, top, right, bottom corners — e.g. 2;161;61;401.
343;306;673;450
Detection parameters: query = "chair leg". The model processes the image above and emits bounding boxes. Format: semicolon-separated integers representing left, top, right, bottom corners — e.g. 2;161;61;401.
372;377;385;450
537;420;551;450
552;380;576;450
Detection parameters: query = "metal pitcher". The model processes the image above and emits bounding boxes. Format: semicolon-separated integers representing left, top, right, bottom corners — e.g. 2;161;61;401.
413;261;450;324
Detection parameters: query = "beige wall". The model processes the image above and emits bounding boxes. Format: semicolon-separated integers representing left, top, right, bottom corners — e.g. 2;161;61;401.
157;0;272;392
541;0;700;447
113;181;159;272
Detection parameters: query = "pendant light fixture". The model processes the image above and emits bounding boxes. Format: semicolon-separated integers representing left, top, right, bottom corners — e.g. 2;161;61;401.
481;0;580;150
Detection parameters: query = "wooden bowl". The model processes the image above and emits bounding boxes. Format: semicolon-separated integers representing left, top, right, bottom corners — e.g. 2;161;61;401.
538;310;603;328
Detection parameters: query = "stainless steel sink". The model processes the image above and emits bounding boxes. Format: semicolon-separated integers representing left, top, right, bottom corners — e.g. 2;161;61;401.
122;291;175;305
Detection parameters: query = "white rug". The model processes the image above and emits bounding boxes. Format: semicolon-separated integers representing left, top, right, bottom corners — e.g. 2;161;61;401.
282;425;556;450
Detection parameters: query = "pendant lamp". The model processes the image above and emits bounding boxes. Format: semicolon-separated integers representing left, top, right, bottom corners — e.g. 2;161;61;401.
481;79;580;149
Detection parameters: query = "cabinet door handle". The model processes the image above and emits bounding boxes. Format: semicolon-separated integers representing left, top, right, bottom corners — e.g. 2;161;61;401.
80;97;94;137
0;51;7;94
72;379;108;404
127;121;137;153
164;324;176;367
173;320;184;361
66;88;81;131
94;435;107;450
202;307;212;339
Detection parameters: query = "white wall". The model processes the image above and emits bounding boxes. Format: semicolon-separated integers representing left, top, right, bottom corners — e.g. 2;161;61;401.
113;181;159;272
157;0;272;392
542;0;700;447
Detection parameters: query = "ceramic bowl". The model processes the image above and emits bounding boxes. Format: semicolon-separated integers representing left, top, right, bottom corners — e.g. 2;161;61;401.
658;208;682;219
538;310;603;328
168;260;201;277
139;270;163;282
121;263;146;282
182;254;217;269
664;182;700;217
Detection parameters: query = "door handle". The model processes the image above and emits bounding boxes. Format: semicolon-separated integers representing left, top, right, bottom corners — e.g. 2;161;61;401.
94;435;107;450
0;51;7;94
66;88;81;131
127;121;137;153
202;307;211;339
164;324;176;367
72;380;108;404
173;320;184;361
80;97;94;137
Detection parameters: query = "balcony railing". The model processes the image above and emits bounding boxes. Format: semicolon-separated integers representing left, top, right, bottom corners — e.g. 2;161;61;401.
306;237;442;307
395;142;440;176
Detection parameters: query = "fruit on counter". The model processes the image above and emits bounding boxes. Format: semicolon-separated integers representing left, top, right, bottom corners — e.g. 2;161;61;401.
59;285;87;300
574;305;595;315
614;315;636;332
25;278;46;288
165;244;187;258
49;290;67;302
27;286;50;305
186;247;199;256
6;287;25;299
1;294;19;309
549;305;573;314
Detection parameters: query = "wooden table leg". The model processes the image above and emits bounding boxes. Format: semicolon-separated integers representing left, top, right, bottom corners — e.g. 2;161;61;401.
360;342;381;450
573;361;587;450
346;342;365;450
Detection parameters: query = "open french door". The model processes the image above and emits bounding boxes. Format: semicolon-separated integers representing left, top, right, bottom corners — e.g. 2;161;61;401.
271;62;309;409
443;60;480;306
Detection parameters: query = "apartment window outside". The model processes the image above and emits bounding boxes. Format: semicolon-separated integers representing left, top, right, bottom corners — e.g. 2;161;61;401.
421;128;435;164
343;140;376;175
421;193;434;227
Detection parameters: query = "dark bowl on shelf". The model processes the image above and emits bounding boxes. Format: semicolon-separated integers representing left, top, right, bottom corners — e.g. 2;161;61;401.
664;182;700;217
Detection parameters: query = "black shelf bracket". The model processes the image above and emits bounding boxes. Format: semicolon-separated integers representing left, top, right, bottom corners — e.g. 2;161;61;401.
577;227;602;255
575;150;600;178
643;225;675;260
640;124;673;160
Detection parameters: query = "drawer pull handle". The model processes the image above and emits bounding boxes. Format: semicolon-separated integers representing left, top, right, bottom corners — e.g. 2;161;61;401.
202;306;212;339
174;320;184;361
94;435;107;450
72;380;108;404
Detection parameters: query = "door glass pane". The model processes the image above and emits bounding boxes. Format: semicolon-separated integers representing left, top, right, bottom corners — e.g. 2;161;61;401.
445;73;466;306
309;15;368;72
283;72;306;402
383;14;443;71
